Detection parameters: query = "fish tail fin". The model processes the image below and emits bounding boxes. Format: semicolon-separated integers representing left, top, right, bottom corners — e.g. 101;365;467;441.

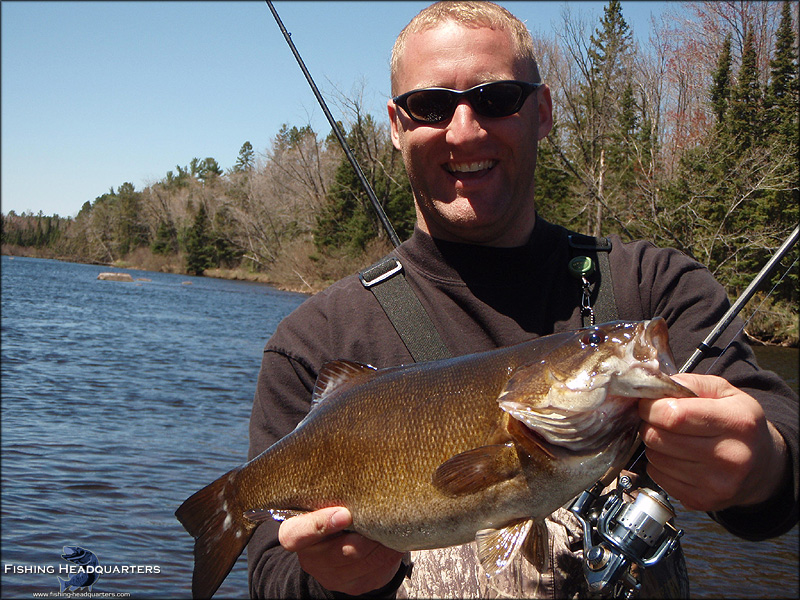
175;469;256;599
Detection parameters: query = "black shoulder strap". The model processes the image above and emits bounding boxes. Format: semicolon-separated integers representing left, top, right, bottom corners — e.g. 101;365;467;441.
568;234;619;327
361;234;619;358
359;256;451;362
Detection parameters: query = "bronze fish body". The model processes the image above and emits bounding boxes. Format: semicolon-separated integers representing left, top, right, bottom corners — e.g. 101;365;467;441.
176;318;693;598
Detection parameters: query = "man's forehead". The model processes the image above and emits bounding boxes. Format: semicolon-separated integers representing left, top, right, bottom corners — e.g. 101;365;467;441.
395;22;519;87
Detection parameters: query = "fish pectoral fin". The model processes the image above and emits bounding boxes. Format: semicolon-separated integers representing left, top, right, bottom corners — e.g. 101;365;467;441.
432;444;521;496
475;519;533;577
522;519;550;572
244;508;308;524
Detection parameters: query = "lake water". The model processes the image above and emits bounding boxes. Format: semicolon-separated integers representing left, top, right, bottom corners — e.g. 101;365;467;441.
1;255;797;599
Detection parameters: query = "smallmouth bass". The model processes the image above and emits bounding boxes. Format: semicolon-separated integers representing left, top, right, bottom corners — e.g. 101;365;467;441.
176;318;693;598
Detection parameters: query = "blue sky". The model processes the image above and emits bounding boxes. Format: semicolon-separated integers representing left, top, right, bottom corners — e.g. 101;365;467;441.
1;1;676;218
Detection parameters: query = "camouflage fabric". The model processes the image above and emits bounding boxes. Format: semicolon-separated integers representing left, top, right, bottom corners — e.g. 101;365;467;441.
397;503;689;599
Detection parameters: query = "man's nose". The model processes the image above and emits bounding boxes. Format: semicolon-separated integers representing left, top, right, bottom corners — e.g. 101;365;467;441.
445;100;488;144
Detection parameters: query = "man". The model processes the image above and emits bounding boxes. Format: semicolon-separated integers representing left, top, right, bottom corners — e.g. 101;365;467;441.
248;2;798;597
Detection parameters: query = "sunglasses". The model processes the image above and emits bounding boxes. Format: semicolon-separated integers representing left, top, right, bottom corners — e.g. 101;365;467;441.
393;80;543;124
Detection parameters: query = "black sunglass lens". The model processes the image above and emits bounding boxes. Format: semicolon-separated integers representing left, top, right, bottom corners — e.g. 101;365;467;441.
405;89;454;123
474;83;524;117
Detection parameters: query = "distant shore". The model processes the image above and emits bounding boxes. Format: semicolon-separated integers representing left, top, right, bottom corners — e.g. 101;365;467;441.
4;244;796;347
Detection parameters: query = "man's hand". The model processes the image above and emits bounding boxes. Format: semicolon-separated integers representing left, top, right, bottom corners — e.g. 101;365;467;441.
278;507;405;595
639;373;788;512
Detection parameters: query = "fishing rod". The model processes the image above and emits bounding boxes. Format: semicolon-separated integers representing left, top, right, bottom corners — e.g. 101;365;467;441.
265;0;402;248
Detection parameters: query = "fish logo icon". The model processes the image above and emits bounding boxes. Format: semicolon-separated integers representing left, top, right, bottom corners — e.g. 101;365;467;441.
57;546;100;593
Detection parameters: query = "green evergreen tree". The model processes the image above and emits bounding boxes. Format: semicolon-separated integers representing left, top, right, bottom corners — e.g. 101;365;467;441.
764;1;799;145
211;207;242;268
608;81;638;196
184;203;215;275
760;1;798;304
533;115;577;226
562;0;637;236
115;182;148;256
728;27;762;150
668;17;797;306
151;221;177;255
233;141;255;173
710;33;733;125
314;115;414;254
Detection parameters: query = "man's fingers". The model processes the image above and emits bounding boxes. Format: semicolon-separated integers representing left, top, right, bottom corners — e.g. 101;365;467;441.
278;507;352;553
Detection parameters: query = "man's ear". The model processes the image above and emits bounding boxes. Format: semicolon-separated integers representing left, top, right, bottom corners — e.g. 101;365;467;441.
537;85;553;141
388;99;402;150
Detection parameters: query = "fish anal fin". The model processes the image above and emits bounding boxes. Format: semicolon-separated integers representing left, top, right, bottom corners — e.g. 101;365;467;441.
475;519;533;577
522;519;550;572
432;444;520;497
311;360;378;407
245;508;307;523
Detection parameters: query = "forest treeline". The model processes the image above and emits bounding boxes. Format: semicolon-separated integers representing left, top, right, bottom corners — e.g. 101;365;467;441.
3;1;797;344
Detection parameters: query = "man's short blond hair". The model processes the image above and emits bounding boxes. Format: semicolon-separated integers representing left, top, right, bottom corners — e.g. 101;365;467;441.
390;1;541;94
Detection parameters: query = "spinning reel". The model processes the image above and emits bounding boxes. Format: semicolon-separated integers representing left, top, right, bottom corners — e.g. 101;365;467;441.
570;472;684;599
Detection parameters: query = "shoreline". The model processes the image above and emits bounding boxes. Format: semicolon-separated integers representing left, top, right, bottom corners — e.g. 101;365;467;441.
1;246;316;295
4;247;796;347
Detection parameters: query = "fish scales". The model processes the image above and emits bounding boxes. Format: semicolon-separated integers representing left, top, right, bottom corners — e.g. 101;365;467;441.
240;347;533;530
176;319;694;598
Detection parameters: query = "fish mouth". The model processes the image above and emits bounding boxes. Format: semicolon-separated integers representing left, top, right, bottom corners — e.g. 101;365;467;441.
612;319;694;399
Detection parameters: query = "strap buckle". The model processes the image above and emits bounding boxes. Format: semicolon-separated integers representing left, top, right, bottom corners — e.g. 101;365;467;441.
359;257;403;288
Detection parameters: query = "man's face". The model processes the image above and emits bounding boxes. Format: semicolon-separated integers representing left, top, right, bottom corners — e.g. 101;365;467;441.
388;21;553;247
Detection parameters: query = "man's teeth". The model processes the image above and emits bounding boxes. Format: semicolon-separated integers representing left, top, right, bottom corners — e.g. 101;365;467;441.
446;160;496;173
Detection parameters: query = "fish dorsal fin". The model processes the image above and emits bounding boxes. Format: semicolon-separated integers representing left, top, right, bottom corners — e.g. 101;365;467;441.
432;444;520;497
475;519;533;577
311;360;378;408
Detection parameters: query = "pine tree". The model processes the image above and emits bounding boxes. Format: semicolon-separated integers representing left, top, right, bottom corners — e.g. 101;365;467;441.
562;0;637;236
151;221;177;255
184;203;215;275
760;1;798;304
313;115;414;254
728;26;762;150
534;115;577;226
710;33;733;125
233;141;255;173
764;1;799;146
115;182;148;256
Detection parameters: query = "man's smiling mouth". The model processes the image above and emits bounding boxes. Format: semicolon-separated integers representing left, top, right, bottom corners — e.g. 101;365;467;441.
444;160;498;175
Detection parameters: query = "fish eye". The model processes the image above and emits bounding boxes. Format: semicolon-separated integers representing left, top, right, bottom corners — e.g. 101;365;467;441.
583;330;606;346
